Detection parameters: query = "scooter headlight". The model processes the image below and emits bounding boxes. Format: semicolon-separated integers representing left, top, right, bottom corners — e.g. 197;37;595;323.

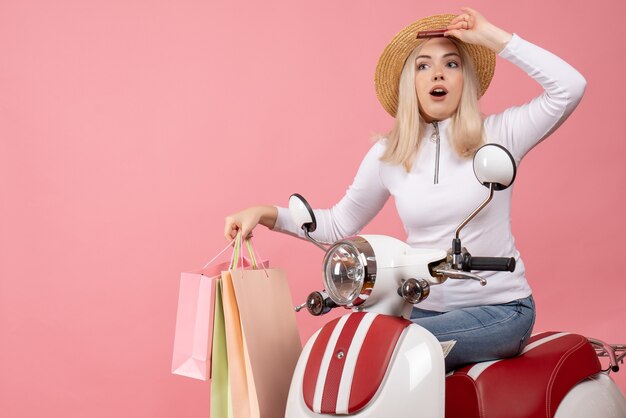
322;237;376;306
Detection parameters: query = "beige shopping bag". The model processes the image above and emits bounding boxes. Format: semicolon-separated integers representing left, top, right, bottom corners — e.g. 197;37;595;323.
230;266;302;418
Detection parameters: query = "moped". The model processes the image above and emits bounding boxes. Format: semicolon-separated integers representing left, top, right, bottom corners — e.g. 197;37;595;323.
284;144;626;418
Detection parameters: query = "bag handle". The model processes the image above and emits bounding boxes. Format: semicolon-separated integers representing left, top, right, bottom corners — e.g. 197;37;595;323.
198;234;254;271
244;238;269;278
229;234;269;277
230;232;243;270
245;238;268;270
201;238;238;270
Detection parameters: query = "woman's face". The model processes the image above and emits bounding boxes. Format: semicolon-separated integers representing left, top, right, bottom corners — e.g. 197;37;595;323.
414;38;464;122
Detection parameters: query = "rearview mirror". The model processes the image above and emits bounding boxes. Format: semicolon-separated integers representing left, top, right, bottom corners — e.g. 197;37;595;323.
288;193;317;232
473;144;517;190
288;194;328;252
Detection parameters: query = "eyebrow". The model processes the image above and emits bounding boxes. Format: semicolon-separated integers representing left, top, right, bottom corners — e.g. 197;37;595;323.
416;52;461;60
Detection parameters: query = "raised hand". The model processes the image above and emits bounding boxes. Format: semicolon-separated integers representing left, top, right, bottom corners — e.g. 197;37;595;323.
445;7;512;53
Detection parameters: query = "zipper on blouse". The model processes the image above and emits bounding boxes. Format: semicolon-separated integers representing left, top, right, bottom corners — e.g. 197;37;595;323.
430;121;440;184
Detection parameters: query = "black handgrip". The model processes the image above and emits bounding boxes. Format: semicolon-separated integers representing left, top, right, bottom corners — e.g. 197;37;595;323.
462;255;516;272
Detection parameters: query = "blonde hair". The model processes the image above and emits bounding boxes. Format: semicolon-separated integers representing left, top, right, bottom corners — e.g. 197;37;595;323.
380;39;484;172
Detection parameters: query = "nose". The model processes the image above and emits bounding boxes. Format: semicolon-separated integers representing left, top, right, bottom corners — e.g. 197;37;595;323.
432;64;445;81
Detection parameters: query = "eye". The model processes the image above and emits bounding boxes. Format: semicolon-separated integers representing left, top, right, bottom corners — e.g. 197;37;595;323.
446;61;460;69
416;62;429;71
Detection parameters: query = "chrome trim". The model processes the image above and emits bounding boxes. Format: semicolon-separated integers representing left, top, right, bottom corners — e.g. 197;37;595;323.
399;278;430;304
322;236;377;307
432;121;440;184
304;229;330;252
455;183;494;239
588;338;626;373
433;268;487;286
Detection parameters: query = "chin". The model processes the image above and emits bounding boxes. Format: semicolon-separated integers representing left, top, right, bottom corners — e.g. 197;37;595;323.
422;111;453;122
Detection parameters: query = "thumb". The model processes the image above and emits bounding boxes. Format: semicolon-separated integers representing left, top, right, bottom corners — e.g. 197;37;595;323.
444;29;464;40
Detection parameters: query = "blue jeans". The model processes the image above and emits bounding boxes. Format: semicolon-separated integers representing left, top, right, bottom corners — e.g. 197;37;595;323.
410;295;535;372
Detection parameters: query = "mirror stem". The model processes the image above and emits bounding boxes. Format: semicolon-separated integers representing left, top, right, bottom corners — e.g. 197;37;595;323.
304;229;329;252
455;183;495;240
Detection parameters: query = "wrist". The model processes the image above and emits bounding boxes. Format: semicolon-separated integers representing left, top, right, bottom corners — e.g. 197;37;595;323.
258;205;278;230
483;24;512;53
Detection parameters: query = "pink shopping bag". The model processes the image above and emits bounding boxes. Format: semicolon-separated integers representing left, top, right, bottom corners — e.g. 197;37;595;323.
171;261;228;380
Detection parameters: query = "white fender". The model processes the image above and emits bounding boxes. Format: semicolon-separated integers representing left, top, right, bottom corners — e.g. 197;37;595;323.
554;373;626;418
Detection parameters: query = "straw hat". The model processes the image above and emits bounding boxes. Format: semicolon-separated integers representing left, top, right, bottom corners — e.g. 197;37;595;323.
374;14;496;117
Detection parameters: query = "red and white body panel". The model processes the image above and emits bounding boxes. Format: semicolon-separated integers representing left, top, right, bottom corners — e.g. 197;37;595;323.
286;314;445;418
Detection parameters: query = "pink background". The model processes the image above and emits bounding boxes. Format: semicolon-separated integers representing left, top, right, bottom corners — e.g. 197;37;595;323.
1;0;625;416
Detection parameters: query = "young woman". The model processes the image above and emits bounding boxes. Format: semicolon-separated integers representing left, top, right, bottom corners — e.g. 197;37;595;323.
223;8;586;371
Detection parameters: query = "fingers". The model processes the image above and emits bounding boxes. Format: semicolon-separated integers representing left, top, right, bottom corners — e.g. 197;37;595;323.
447;21;471;37
224;216;240;241
239;224;255;241
461;7;485;26
224;207;264;242
448;15;464;26
450;6;481;28
444;29;464;40
447;21;470;31
446;9;479;41
224;219;255;243
449;9;471;24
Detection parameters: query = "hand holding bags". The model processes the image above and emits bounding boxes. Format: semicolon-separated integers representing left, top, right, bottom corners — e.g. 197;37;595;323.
219;237;302;418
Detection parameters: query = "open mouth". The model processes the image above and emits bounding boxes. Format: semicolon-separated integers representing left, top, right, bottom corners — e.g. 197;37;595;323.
430;87;448;97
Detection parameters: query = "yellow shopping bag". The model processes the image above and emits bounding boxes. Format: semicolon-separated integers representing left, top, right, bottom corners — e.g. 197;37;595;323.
211;278;232;418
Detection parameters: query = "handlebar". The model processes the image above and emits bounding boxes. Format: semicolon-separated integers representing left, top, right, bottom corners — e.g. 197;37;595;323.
462;255;516;272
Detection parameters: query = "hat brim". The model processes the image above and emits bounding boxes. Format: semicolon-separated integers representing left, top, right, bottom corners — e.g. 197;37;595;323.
374;14;496;117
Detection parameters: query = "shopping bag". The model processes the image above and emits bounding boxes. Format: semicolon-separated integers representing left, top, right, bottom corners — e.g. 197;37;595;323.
171;241;264;381
222;269;252;418
213;235;249;418
222;237;302;418
210;278;232;418
171;254;228;380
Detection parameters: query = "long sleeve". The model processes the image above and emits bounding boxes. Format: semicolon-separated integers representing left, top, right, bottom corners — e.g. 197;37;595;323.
484;34;587;163
272;141;390;243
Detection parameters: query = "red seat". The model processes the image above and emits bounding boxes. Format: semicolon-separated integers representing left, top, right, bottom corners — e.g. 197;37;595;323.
445;332;601;418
